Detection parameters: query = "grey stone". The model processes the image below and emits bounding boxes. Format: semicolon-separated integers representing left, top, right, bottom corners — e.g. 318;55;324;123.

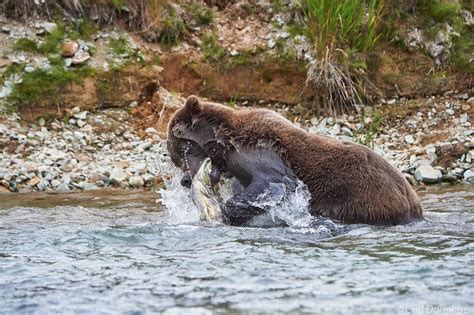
404;135;415;144
74;111;88;120
451;168;465;178
36;180;49;191
71;52;91;65
463;170;474;184
46;148;67;161
145;127;158;135
58;183;70;192
43;158;54;166
43;22;58;34
73;131;85;140
129;176;144;188
77;119;86;128
330;124;341;136
110;168;127;185
25;65;35;73
51;179;61;187
341;126;353;137
310;117;319;126
140;141;153;151
79;182;99;190
141;174;155;185
415;165;442;184
0;81;13;98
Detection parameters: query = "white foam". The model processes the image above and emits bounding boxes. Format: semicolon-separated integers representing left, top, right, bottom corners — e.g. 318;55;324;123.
158;163;200;224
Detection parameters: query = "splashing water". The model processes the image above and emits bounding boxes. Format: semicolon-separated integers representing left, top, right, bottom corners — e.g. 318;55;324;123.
159;166;336;232
158;163;200;224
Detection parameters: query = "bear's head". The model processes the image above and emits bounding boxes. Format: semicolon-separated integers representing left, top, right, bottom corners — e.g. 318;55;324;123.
167;96;224;188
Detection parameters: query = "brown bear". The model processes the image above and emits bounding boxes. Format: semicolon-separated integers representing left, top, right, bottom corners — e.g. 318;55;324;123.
167;95;423;226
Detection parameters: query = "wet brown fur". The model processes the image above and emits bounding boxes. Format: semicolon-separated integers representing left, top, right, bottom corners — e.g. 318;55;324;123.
168;96;423;225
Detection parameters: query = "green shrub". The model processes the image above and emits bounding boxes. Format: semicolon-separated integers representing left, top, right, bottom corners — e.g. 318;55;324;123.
200;33;226;61
188;3;214;25
38;24;66;54
109;34;134;55
13;38;38;52
159;8;186;47
304;0;383;56
417;0;461;23
302;0;384;114
8;65;94;107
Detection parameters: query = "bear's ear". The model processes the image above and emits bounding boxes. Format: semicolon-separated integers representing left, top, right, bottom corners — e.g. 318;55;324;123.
184;95;202;117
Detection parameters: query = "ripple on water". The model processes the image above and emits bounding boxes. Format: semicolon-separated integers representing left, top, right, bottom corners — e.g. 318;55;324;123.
0;186;473;314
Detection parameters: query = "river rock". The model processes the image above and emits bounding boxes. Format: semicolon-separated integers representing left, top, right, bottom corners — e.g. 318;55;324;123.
415;165;442;184
51;179;61;187
73;131;85;140
36;179;49;191
79;182;99;190
74;111;88;120
71;52;91;65
463;170;474;184
58;183;70;192
341;126;353;137
43;22;58;34
62;40;79;57
77;119;86;128
129;176;144;188
404;135;415;144
110;168;127;185
28;176;40;186
145;127;158;135
140;141;153;151
141;174;155;185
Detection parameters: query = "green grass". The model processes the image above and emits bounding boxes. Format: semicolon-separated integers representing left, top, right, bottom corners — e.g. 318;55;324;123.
416;0;461;23
109;34;134;55
200;33;226;62
270;0;286;12
301;0;384;114
356;109;385;148
7;64;95;108
159;8;186;47
188;3;214;25
68;19;98;40
451;30;474;73
13;38;38;52
39;24;66;54
227;93;239;108
304;0;383;56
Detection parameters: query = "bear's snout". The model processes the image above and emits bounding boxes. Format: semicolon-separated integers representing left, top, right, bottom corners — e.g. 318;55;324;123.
180;174;192;188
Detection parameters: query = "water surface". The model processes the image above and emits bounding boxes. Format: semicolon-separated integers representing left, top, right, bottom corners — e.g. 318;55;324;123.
1;186;473;314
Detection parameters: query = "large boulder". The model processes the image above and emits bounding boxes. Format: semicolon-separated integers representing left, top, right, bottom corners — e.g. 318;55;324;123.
414;165;442;184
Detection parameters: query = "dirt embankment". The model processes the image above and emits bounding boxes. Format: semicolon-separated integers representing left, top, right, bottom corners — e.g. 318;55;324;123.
1;1;473;123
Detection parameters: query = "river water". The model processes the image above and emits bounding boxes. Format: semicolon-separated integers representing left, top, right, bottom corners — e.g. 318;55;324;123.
1;185;473;314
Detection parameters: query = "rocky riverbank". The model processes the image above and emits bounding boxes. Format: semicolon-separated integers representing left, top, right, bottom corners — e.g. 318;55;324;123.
0;105;170;193
0;89;473;194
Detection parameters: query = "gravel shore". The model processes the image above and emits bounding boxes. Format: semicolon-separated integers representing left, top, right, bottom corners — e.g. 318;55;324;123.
0;93;472;194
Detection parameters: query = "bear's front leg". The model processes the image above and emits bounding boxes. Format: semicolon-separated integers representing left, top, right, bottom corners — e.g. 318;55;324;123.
222;181;269;226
